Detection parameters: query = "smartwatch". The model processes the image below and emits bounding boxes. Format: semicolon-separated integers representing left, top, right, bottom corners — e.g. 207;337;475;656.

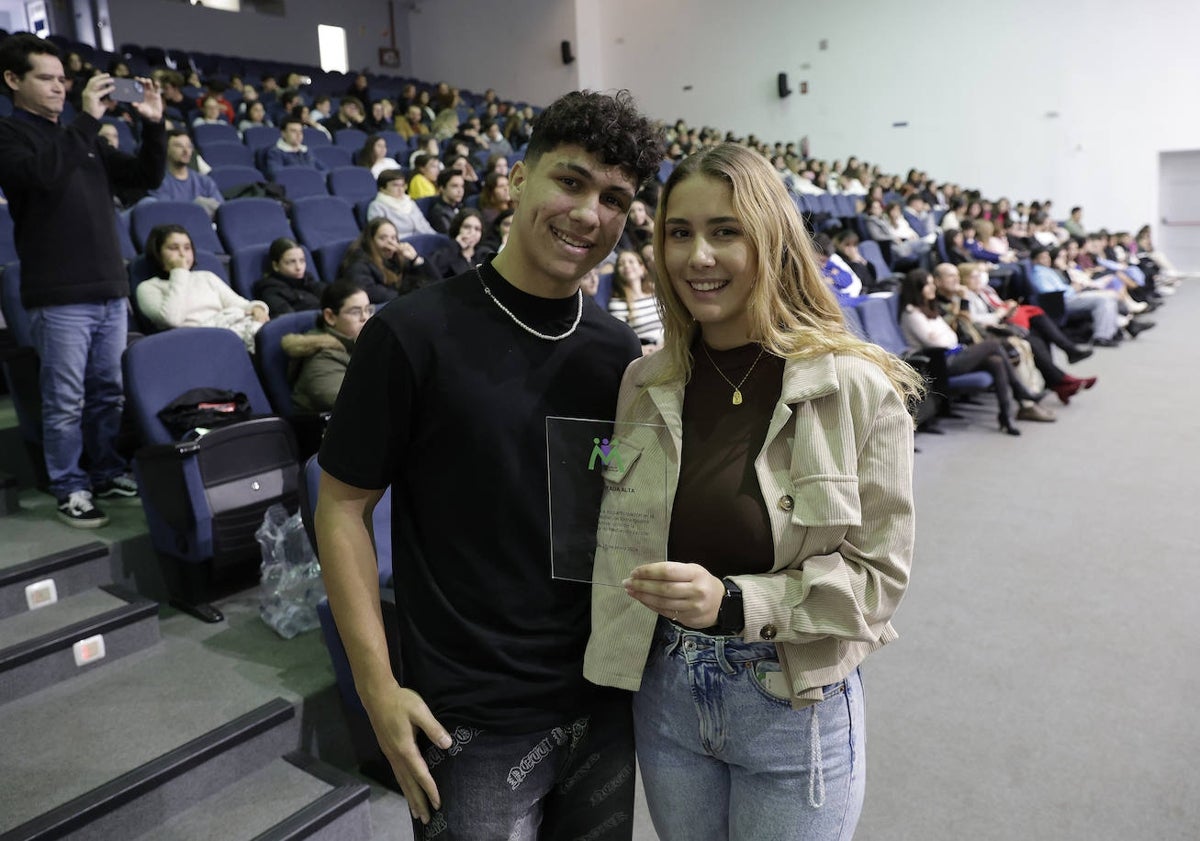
715;578;744;635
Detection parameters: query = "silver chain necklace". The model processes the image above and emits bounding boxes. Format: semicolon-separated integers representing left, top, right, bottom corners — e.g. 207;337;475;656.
474;266;583;342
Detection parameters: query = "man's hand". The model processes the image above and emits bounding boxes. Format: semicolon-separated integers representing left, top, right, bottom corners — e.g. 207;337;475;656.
624;561;725;628
81;73;115;120
130;77;164;123
362;682;453;825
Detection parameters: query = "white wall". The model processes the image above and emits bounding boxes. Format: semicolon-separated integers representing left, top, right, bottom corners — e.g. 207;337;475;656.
104;0;411;76
583;0;1200;231
406;0;579;102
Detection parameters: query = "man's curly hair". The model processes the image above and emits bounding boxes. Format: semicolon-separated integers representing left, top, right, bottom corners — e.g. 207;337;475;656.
524;90;664;186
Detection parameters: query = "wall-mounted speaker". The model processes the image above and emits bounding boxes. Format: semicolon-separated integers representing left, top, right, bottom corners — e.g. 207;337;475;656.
561;40;575;65
777;72;792;98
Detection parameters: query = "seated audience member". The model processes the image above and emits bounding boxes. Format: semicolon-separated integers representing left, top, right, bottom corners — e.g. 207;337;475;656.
429;208;492;278
264;117;329;179
864;198;932;268
338;218;437;302
155;70;192;123
395;104;428;140
355;133;402;178
346;74;372;108
952;262;1096;405
237;100;272;134
480;208;513;254
191;95;229;127
323;96;366;135
407;153;440;198
484;153;510;178
97;122;120;149
408;134;439;168
899;270;1047;435
311;94;333;122
815;233;866;306
477;171;512;226
430;108;459;141
414;89;437;124
292;103;331;141
617;198;655;252
606;249;663;351
253;237;324;316
579;267;600;298
367;170;436;237
903;194;938;238
832;228;891;292
426;169;466;234
1027;247;1144;346
483;122;513;158
363;99;393;133
1133;225;1190;284
1061;207;1087;241
939;197;966;231
147;130;224;215
280;280;373;413
136;225;269;352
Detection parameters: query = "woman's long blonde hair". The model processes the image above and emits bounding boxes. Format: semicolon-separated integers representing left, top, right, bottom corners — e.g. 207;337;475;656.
651;143;924;403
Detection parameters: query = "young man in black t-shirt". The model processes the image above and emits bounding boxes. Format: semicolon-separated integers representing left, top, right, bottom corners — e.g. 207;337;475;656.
316;91;663;840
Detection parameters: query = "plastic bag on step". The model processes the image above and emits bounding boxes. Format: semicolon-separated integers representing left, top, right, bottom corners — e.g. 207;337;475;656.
255;503;325;639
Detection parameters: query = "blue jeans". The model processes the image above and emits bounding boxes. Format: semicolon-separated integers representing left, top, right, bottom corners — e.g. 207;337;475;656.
415;694;636;840
633;621;865;841
28;300;129;498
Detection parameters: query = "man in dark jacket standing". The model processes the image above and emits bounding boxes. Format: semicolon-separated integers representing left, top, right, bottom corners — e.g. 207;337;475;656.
0;34;165;527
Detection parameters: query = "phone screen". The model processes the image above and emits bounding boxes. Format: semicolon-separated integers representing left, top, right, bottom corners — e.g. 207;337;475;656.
109;78;144;104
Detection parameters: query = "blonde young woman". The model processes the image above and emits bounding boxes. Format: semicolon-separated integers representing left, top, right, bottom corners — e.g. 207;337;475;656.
585;143;923;841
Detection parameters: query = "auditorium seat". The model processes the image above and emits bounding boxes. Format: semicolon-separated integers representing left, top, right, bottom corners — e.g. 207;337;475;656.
192;122;240;150
312;145;352;170
403;232;455;260
127;249;228;333
130;201;225;255
229;242;315;300
216;198;293;253
270;167;329;199
100;117;137;152
333;128;367;152
241;125;277;151
328;166;378;204
200;142;254;169
291;195;358;250
302;127;331;148
209;165;264;194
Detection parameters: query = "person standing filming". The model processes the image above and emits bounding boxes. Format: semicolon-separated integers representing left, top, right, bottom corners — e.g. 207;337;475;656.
585;143;923;841
0;34;165;527
315;90;662;840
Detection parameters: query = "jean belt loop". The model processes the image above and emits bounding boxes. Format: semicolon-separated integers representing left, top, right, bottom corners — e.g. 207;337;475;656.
714;637;736;675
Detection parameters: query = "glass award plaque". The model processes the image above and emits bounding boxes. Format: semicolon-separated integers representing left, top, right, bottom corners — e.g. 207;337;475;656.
546;416;668;586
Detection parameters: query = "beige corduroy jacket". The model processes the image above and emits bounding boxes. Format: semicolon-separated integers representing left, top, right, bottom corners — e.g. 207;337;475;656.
583;350;915;709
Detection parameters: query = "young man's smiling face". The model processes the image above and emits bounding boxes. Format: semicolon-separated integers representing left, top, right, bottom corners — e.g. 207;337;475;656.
499;144;637;298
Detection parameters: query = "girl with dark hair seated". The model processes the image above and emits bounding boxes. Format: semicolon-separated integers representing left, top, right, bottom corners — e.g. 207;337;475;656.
899;269;1049;435
429;208;493;278
280;280;374;413
355;133;401;178
480;208;513;254
338;218;436;303
477;171;512;226
136;224;269;352
253;237;324;317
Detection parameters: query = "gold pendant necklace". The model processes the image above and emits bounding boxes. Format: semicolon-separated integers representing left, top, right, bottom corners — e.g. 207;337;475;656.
701;343;766;406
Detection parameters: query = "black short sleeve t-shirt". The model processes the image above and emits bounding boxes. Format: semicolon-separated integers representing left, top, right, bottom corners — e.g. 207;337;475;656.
319;260;641;733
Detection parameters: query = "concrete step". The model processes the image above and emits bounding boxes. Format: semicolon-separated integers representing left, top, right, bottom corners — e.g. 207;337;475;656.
130;751;372;841
0;584;159;706
0;542;112;621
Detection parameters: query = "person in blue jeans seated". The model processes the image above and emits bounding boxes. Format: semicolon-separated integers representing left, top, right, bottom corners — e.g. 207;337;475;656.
585;143;923;841
264;116;328;179
0;34;165;527
1027;247;1150;346
315;89;662;841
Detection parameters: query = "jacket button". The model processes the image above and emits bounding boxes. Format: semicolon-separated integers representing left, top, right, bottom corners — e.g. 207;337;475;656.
777;495;794;512
760;624;778;640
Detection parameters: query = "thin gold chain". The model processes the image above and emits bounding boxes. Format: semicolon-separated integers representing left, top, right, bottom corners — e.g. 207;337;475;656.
700;343;766;405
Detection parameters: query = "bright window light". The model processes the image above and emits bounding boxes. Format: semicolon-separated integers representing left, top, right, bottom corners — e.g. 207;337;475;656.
318;25;348;73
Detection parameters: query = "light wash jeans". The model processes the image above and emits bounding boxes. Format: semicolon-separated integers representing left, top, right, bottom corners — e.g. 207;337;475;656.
28;300;129;499
633;620;865;841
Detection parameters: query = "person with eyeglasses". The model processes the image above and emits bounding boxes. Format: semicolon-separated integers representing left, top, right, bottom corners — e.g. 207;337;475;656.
281;279;375;413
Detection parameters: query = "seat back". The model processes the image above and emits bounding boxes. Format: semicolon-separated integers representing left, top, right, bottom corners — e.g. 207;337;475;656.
216;197;294;253
291;195;358;251
857;239;894;281
327;166;378;203
376;130;405;157
314;239;354;283
255;310;320;417
403;232;453;260
192;122;240;151
199;142;254;169
333;128;367;151
0;205;16;266
113;208;137;261
209;165;264;194
131;201;225;255
312;145;352;170
855;295;908;356
123;327;273;446
241;125;278;150
300;454;393;582
839;300;868;340
271;167;329;199
302;126;331;148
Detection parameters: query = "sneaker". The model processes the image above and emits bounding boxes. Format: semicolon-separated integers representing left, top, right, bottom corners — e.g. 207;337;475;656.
95;473;139;498
1017;403;1057;423
57;490;109;528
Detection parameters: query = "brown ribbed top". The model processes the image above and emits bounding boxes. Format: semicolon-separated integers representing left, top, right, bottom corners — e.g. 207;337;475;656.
668;340;785;579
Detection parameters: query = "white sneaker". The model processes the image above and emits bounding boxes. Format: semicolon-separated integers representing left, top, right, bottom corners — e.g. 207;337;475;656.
56;490;109;528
